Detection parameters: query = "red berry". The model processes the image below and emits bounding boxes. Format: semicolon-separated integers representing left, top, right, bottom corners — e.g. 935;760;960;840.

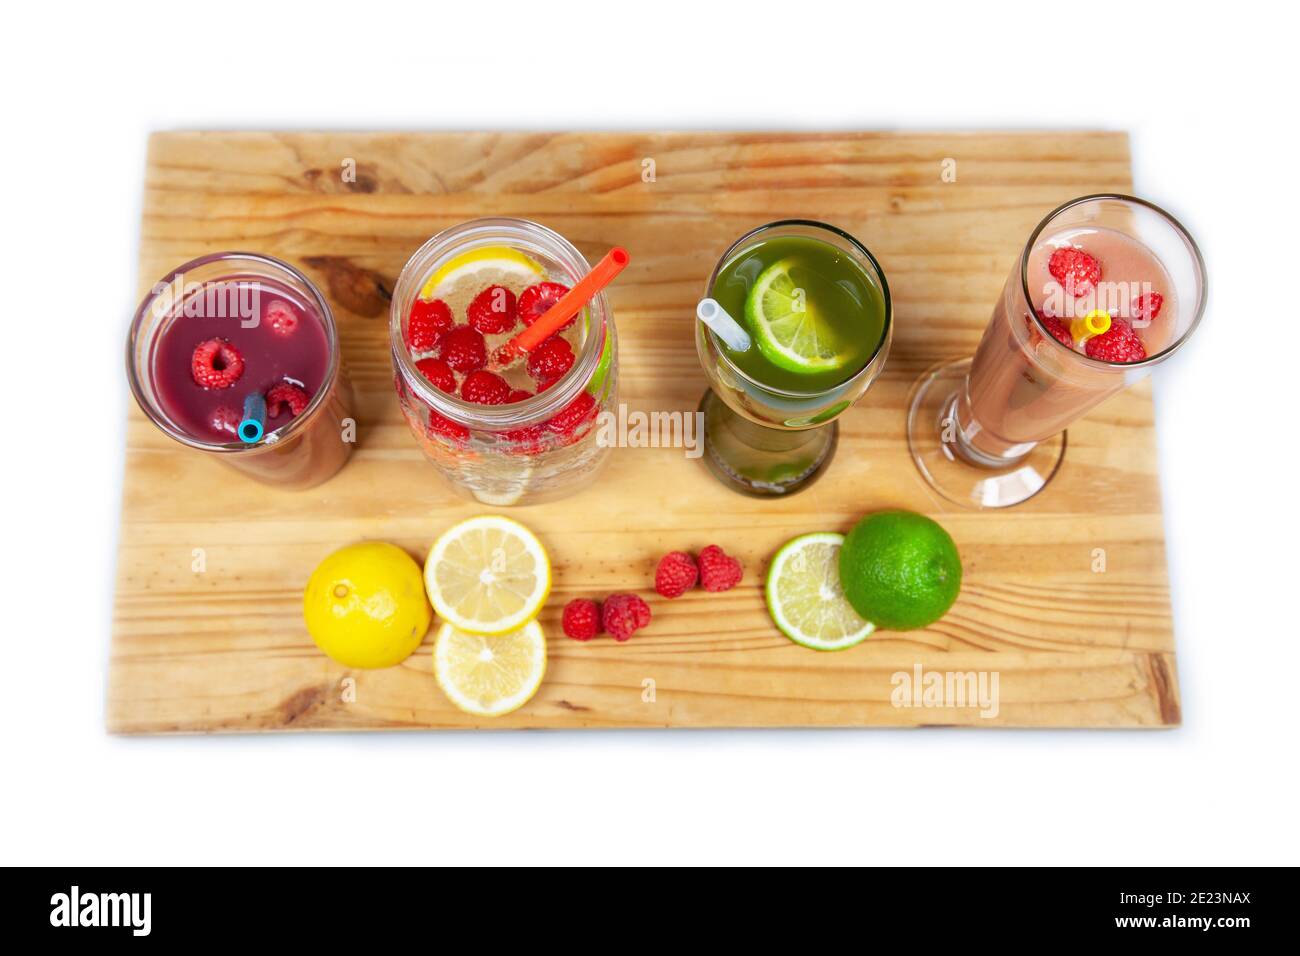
265;299;298;337
427;410;470;445
655;551;699;599
1085;321;1147;363
1047;247;1102;297
406;298;453;353
1028;310;1074;347
415;357;457;393
438;325;487;374
460;369;512;405
500;391;546;451
518;281;577;330
698;544;743;593
209;405;240;437
545;392;598;442
1130;291;1164;324
467;285;518;335
602;593;651;642
190;338;245;389
562;598;601;641
526;336;576;386
266;382;310;418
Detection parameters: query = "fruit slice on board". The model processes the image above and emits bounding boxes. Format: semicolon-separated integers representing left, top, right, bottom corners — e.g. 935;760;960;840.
765;532;875;651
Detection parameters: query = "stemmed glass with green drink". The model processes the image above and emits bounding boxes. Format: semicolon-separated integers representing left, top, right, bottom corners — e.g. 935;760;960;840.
695;220;892;496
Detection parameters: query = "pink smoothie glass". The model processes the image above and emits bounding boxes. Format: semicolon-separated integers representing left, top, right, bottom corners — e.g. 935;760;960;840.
905;195;1207;509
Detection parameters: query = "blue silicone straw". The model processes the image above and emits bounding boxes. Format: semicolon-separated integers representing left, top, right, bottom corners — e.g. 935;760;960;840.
238;392;267;443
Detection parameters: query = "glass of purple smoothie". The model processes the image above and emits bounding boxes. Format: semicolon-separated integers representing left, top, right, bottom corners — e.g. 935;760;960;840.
127;252;354;488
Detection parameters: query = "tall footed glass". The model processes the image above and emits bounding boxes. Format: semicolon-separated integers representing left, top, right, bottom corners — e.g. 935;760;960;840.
907;195;1206;509
696;220;892;496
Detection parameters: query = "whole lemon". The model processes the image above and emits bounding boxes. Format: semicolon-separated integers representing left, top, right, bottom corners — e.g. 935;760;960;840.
303;541;431;668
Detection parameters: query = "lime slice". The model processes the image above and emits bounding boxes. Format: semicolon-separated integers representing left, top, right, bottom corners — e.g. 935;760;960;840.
745;257;852;373
765;532;876;650
424;515;551;635
585;322;613;398
434;619;547;717
420;246;545;300
839;511;962;631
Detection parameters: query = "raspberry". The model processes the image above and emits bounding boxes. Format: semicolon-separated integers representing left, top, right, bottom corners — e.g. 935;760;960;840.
602;593;651;642
1028;310;1074;347
698;545;743;592
1130;291;1164;324
461;369;512;405
266;382;310;418
1047;247;1101;297
438;325;487;374
545;392;598;441
406;298;454;353
562;599;601;641
427;410;470;445
1085;321;1147;363
655;551;698;599
467;285;518;335
415;357;457;393
527;336;576;386
190;338;245;389
500;392;546;451
518;281;577;330
265;299;298;337
209;405;241;437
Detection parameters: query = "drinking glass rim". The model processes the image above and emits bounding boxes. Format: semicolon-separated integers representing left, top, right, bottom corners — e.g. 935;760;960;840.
702;218;893;399
125;251;342;453
1023;193;1208;370
390;217;610;428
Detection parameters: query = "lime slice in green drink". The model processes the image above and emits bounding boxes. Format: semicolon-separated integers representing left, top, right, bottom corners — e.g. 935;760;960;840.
765;532;876;651
745;257;853;374
839;511;962;631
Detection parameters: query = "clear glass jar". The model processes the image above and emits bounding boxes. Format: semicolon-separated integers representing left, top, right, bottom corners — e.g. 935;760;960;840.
126;252;354;489
390;218;618;506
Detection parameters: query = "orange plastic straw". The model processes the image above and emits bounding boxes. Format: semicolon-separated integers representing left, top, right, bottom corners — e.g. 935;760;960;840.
503;247;630;359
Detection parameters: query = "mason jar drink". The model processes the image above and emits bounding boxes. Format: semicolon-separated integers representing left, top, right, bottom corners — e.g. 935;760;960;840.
390;218;618;505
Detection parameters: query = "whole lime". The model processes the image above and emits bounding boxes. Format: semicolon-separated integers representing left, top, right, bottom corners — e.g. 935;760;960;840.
838;511;962;630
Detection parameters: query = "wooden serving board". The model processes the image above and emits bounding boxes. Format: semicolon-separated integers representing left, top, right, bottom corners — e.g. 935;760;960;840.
109;131;1179;732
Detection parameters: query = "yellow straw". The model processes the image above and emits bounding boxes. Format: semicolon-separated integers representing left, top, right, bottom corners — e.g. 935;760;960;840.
1071;309;1112;344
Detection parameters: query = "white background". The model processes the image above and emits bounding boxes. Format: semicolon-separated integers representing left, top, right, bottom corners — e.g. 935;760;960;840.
3;0;1297;865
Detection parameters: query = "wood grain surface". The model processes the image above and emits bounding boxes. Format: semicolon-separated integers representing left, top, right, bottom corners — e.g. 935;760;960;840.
108;131;1179;732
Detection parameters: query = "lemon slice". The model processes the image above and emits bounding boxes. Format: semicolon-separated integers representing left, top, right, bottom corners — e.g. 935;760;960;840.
765;532;876;651
434;620;547;717
424;515;551;635
419;246;545;300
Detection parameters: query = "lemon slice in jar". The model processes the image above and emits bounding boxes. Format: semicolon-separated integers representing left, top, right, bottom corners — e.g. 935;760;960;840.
419;246;545;300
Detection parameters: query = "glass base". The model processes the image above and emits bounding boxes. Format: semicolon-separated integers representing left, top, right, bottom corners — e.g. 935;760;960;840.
698;390;837;497
905;358;1065;509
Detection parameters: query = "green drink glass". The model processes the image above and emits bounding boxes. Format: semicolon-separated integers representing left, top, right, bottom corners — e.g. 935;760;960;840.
695;220;892;496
